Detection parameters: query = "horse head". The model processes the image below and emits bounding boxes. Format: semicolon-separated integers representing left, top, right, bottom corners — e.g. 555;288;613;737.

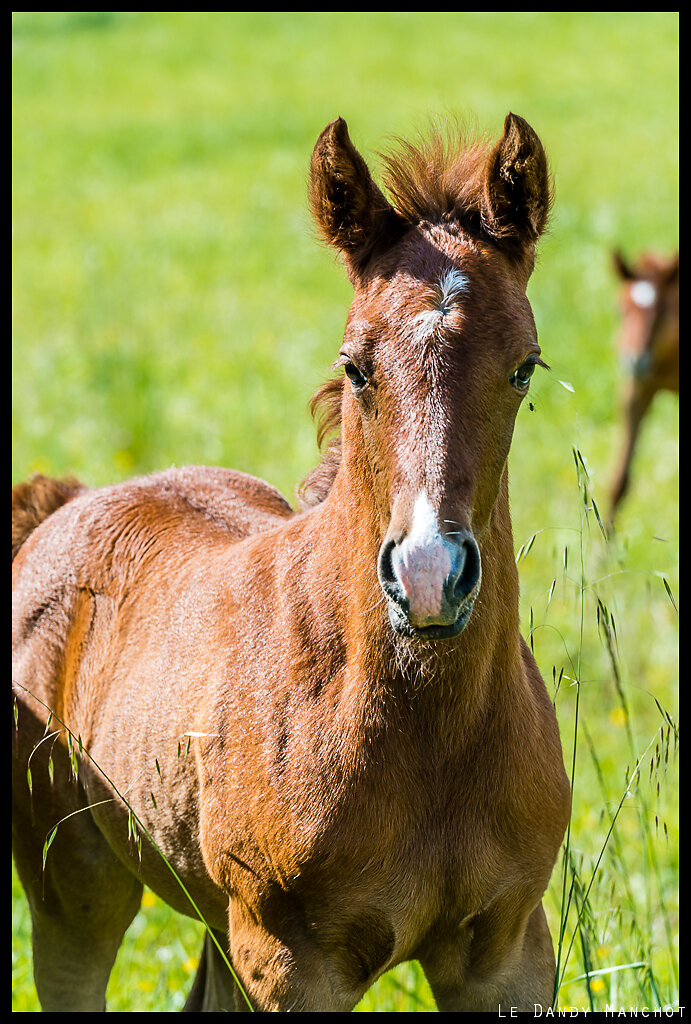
308;114;552;638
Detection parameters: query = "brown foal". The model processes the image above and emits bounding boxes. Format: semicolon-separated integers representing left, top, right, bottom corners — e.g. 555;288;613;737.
12;113;570;1012
609;249;679;521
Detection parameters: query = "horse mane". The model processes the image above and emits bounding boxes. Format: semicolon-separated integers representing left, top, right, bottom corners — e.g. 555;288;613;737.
297;123;491;510
297;375;344;508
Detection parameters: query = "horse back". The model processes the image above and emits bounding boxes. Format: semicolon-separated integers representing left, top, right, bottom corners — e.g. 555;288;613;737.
12;465;294;721
13;464;293;562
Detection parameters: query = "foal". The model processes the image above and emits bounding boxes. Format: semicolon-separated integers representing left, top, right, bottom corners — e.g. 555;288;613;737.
12;113;570;1012
609;249;679;520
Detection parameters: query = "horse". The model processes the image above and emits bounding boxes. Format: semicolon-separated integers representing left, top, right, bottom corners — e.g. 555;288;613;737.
12;113;571;1012
609;249;679;521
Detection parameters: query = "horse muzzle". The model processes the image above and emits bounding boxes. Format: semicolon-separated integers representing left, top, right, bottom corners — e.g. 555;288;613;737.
377;506;482;640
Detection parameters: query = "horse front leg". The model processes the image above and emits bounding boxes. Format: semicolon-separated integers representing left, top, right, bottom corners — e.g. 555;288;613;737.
418;901;557;1013
609;380;654;520
12;745;143;1012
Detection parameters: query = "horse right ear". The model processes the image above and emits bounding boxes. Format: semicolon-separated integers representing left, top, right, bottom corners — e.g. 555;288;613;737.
481;113;552;255
309;118;403;280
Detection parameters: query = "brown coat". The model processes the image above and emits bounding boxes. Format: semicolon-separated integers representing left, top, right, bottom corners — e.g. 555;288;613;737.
12;114;570;1012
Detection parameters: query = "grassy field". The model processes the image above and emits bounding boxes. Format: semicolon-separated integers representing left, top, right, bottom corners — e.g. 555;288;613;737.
12;12;678;1012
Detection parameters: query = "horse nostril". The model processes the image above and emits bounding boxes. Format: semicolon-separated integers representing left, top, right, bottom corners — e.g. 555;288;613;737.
377;537;400;598
449;534;481;604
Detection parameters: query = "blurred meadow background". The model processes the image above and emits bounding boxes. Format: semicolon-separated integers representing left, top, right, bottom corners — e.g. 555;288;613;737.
12;12;678;1012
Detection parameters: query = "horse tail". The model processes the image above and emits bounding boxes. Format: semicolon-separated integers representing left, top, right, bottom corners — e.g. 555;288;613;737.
12;474;87;561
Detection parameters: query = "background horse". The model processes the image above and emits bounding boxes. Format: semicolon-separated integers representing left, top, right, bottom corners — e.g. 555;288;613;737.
12;113;570;1012
609;249;679;521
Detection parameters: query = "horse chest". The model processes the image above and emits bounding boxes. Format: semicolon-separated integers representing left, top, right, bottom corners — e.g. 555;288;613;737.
217;787;535;991
206;725;526;940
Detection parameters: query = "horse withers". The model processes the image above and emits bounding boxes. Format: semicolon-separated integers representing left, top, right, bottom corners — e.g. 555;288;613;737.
12;113;571;1012
609;249;679;521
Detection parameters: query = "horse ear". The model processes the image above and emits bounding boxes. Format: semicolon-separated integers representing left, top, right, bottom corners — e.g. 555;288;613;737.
666;252;679;284
613;250;635;280
309;118;403;278
481;113;551;251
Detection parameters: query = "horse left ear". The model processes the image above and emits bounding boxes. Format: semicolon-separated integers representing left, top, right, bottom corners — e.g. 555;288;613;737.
481;113;552;252
613;249;635;281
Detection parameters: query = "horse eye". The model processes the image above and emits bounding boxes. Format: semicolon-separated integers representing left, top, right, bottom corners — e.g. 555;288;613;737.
509;360;536;391
344;360;368;390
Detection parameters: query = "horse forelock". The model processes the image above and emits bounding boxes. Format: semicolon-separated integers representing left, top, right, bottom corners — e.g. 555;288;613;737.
378;125;490;230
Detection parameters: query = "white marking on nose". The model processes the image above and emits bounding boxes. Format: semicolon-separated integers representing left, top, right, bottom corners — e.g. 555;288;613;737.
630;280;657;309
392;492;453;623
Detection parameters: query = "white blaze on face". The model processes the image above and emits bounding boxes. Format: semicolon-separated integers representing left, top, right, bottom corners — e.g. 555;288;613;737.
390;492;452;623
412;268;469;348
629;280;657;309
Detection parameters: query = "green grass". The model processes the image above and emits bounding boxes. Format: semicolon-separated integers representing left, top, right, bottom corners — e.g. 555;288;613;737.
12;12;678;1012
